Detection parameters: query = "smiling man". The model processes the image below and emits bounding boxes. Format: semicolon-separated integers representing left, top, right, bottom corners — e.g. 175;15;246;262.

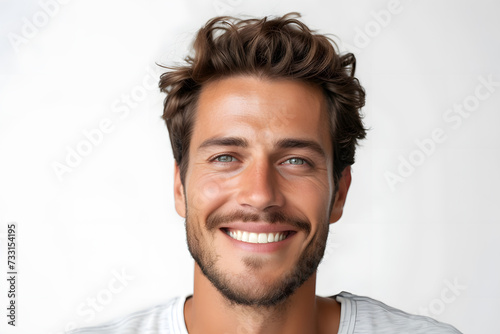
178;77;341;327
68;12;462;334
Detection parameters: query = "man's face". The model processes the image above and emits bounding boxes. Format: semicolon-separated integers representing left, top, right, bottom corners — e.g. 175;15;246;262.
174;76;348;306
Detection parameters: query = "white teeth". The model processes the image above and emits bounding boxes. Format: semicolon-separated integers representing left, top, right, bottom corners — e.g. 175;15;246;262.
258;233;267;243
226;229;288;244
249;233;258;243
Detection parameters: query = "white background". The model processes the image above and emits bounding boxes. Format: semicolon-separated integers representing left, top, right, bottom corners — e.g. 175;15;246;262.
1;0;499;333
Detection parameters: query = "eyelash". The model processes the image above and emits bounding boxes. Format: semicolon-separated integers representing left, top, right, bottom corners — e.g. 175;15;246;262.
211;154;237;163
209;154;312;167
282;157;310;166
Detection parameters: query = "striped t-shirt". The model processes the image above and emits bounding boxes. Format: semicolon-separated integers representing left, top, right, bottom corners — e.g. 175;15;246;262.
67;291;462;333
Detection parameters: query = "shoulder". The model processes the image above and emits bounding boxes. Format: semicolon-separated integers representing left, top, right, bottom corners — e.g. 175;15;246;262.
334;291;462;334
65;296;188;334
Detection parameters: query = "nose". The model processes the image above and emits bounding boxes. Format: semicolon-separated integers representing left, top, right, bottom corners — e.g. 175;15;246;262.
236;159;285;211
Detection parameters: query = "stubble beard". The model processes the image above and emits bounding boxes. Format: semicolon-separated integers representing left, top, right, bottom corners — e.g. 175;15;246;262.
185;209;330;308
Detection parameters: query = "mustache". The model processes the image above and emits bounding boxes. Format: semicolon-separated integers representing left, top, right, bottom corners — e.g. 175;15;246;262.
206;210;311;234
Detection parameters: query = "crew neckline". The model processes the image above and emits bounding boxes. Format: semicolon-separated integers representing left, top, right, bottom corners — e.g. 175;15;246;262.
178;292;351;334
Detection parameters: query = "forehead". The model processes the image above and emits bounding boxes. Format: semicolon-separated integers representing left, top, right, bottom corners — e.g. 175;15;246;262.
192;76;330;144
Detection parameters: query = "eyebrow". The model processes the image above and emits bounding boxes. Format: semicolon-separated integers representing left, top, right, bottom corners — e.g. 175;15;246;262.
275;138;326;158
198;136;326;158
198;137;249;151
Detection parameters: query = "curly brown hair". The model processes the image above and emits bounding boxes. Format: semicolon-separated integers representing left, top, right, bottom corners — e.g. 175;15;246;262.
158;12;367;187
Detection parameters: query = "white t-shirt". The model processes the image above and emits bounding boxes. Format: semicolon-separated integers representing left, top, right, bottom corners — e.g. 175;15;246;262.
66;291;462;333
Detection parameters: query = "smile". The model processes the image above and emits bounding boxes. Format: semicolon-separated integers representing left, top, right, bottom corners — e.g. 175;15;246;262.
223;229;292;244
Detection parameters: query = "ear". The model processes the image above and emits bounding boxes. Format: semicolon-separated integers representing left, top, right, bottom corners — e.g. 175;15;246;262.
329;166;352;223
174;162;186;218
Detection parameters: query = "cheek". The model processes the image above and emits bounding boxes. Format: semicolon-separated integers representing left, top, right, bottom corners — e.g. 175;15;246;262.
286;177;332;213
187;173;232;216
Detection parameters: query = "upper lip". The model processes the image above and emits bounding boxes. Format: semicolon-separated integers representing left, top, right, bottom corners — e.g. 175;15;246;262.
219;222;299;234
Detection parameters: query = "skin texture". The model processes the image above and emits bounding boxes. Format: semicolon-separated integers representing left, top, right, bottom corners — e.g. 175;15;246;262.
173;76;351;334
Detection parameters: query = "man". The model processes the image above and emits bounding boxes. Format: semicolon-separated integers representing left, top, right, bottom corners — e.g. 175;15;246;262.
69;13;462;334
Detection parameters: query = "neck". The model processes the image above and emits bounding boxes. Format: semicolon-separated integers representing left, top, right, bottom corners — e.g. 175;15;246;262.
184;264;340;334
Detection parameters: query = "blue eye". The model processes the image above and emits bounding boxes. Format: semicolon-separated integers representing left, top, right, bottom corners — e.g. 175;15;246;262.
284;158;307;165
214;155;236;162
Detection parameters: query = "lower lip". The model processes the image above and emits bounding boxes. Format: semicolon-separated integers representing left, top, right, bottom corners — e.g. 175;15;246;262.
221;229;296;253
